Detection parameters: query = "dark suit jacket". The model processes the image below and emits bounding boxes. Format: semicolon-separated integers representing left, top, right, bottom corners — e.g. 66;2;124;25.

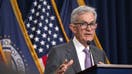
44;40;107;74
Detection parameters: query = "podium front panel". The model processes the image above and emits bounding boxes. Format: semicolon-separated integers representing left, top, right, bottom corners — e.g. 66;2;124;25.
77;64;132;74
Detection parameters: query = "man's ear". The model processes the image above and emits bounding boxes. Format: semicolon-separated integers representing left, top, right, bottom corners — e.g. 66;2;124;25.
95;23;97;28
93;23;97;30
69;24;77;34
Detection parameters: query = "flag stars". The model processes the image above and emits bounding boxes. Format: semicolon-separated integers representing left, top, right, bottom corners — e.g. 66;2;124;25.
33;20;38;24
55;26;59;31
42;33;47;38
39;48;43;53
45;19;48;23
44;26;48;31
46;12;49;16
47;37;50;41
47;5;50;9
26;23;30;28
31;27;36;31
46;44;49;49
21;55;25;58
25;64;28;67
50;16;55;20
25;0;65;59
36;12;40;16
53;33;57;38
33;1;37;6
42;8;46;12
48;30;51;35
35;37;39;42
51;41;56;45
38;4;41;9
33;44;37;49
31;8;35;13
43;1;47;5
59;37;64;42
40;40;45;45
16;48;19;50
39;0;43;2
29;16;33;21
49;23;53;27
23;59;27;62
29;34;34;39
39;22;42;27
40;15;44;20
19;51;22;54
36;29;41;34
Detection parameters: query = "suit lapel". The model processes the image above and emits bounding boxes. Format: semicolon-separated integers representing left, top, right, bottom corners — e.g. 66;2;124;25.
66;41;81;73
90;45;100;64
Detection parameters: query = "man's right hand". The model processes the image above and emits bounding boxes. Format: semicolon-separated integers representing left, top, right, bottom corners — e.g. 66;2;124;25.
56;59;74;74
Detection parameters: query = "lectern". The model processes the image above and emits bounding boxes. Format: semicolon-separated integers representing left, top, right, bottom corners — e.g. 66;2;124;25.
77;64;132;74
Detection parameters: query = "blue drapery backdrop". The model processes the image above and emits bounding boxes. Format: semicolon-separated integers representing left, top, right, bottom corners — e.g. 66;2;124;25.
17;0;132;64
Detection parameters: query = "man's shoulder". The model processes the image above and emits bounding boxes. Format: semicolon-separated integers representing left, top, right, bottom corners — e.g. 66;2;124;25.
90;45;102;52
53;42;68;48
53;40;73;49
48;40;74;55
90;45;99;49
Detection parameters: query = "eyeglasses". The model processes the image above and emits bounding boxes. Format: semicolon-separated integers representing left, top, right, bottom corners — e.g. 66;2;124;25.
73;21;96;29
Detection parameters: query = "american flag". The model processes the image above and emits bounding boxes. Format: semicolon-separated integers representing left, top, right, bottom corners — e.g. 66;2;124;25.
24;0;65;70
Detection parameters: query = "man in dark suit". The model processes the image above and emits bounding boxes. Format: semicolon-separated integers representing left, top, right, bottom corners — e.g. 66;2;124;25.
45;5;108;74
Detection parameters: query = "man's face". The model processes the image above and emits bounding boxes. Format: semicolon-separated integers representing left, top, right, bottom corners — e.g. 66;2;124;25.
70;12;97;43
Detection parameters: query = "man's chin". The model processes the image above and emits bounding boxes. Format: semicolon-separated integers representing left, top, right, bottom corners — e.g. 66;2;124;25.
85;37;93;41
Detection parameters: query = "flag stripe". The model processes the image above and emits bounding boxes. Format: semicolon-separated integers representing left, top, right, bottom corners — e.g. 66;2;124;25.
10;0;43;73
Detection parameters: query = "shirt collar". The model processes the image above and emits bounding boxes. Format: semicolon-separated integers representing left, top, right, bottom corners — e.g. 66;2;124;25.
73;37;89;53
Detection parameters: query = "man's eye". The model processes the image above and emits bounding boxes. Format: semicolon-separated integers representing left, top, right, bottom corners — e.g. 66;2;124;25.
89;23;95;25
89;23;94;25
81;22;87;25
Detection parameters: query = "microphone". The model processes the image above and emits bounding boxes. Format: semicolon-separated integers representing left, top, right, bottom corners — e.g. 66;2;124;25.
87;40;91;45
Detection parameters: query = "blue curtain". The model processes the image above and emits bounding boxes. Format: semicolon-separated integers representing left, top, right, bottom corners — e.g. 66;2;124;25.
60;0;78;38
85;0;132;64
17;0;132;64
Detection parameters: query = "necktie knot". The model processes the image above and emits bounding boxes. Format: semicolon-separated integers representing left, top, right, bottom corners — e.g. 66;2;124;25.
83;48;90;55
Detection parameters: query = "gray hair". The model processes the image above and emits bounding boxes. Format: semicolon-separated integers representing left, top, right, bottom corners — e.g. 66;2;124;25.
71;6;97;23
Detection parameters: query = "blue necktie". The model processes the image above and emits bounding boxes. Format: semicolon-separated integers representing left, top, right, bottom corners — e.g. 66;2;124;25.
83;48;92;69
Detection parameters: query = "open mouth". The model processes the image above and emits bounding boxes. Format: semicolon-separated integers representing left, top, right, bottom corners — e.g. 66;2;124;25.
84;33;92;35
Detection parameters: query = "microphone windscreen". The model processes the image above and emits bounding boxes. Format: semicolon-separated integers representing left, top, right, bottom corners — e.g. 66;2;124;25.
87;41;91;45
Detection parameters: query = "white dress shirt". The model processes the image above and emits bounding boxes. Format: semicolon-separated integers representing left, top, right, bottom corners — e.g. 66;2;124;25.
72;37;94;70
